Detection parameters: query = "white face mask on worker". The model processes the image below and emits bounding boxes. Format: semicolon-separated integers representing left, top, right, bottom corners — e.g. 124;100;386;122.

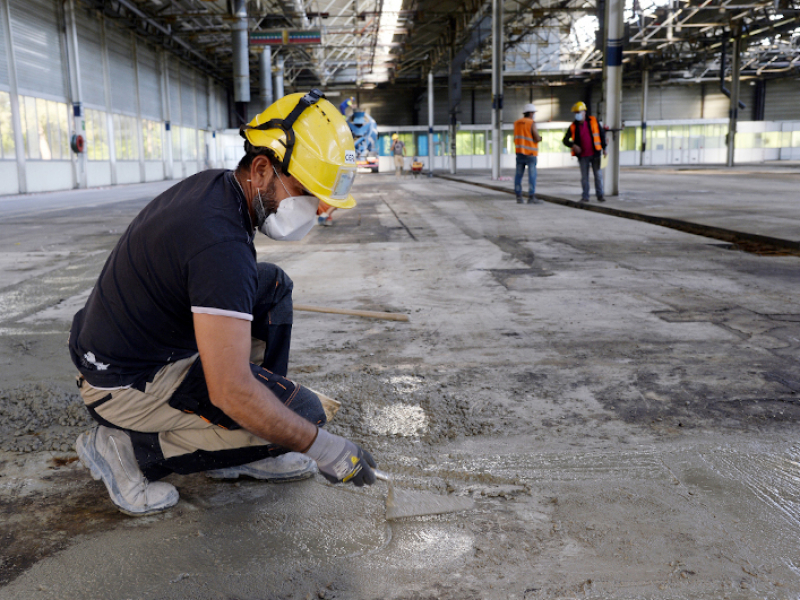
260;194;319;241
575;112;586;122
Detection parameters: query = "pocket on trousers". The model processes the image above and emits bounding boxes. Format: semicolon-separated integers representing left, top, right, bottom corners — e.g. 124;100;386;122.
167;358;241;430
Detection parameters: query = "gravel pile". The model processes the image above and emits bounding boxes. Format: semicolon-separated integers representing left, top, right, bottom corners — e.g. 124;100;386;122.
0;383;92;453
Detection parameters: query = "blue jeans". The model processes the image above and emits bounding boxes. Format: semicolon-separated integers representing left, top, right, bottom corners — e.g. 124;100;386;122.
578;155;604;200
514;154;537;198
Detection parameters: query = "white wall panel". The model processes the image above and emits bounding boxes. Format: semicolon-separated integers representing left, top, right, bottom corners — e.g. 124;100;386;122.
136;43;162;120
0;2;9;89
168;58;181;125
196;74;208;128
10;0;68;100
106;26;136;115
76;11;104;108
181;70;196;128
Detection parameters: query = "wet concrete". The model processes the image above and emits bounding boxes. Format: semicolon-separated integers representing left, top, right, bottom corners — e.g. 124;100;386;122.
1;170;799;598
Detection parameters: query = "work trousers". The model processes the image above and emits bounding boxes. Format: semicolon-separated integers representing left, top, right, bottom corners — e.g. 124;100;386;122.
578;154;604;200
514;154;537;198
393;154;404;176
77;263;327;481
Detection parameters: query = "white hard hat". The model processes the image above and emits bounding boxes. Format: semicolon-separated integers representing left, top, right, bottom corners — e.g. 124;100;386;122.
523;103;537;114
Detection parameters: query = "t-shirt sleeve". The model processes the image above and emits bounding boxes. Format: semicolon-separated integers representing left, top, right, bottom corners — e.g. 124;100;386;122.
187;241;257;321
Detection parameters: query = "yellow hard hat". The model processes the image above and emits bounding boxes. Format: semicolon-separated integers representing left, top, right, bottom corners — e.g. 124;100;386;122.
391;133;398;140
240;89;357;209
571;101;587;113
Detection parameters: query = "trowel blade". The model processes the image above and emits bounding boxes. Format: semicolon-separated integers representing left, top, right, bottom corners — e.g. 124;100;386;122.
384;484;474;520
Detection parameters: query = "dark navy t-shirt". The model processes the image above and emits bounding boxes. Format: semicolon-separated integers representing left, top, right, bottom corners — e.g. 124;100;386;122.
69;169;258;389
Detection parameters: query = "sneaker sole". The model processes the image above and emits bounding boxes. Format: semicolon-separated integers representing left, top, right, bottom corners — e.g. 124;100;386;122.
76;431;178;517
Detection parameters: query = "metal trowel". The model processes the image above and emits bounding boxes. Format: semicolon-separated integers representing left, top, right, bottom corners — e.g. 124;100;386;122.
374;469;474;520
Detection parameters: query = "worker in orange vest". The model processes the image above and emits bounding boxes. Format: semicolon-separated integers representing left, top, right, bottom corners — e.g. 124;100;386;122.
513;103;542;204
562;101;607;202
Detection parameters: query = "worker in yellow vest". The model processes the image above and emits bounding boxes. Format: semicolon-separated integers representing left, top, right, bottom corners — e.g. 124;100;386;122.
513;103;542;204
562;101;607;202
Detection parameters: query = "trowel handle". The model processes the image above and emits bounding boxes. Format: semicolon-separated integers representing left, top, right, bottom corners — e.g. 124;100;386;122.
374;469;391;482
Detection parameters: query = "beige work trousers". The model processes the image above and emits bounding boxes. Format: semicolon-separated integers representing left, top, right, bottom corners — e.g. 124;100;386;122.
78;344;270;460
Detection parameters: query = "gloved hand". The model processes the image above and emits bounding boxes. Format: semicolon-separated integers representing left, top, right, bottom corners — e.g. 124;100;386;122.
305;428;376;486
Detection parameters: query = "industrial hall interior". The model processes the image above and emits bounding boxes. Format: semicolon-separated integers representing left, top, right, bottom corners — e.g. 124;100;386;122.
1;0;800;599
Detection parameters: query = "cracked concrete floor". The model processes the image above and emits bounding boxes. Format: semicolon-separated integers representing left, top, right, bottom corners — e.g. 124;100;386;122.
0;172;799;599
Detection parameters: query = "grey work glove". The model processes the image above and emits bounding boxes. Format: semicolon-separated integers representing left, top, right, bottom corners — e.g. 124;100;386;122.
305;428;377;487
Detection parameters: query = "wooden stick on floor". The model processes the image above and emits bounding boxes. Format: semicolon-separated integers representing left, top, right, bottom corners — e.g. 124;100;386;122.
294;304;410;322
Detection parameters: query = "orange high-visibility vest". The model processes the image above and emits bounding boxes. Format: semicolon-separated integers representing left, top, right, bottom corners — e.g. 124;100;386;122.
569;116;602;156
514;117;538;156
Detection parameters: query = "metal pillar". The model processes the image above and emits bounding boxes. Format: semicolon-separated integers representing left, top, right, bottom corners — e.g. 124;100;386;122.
448;58;458;174
640;68;648;166
99;16;117;185
161;50;174;180
2;0;26;192
132;33;146;182
274;55;285;99
726;33;742;167
64;0;86;188
259;47;273;110
232;0;250;105
603;0;623;195
490;0;503;180
428;70;434;176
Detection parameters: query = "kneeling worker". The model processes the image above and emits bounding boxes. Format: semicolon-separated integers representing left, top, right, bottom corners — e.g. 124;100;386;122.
562;101;607;202
70;90;375;516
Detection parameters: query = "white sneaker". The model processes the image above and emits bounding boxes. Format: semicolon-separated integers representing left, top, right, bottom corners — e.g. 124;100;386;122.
76;425;179;516
206;452;317;482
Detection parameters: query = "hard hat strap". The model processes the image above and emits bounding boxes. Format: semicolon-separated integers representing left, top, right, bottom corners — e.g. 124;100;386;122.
239;89;326;174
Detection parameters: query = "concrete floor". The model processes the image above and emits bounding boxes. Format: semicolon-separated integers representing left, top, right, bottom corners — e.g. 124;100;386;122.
0;166;799;599
446;162;800;245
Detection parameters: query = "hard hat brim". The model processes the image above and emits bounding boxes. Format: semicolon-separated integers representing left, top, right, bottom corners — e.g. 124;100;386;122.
314;193;356;209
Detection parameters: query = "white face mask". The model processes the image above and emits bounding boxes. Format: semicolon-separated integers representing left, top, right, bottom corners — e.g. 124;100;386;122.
575;112;586;122
259;166;319;241
260;194;319;241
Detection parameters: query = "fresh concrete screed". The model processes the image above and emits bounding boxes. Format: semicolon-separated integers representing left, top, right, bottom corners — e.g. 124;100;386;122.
0;166;799;599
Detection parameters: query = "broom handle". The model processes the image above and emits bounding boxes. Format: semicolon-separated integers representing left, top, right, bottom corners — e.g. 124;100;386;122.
294;304;409;322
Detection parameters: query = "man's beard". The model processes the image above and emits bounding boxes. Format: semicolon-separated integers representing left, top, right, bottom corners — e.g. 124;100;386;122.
252;178;278;228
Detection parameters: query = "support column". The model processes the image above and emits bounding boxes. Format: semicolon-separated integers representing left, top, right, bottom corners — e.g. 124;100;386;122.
99;16;117;185
491;0;503;180
232;0;249;121
64;0;86;188
448;57;458;174
603;0;624;195
259;46;273;110
161;50;174;180
640;68;648;166
2;0;26;192
132;33;146;182
726;32;741;168
274;55;285;100
428;70;434;176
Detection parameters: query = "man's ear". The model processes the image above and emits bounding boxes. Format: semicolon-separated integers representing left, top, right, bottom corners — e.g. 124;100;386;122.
251;155;273;188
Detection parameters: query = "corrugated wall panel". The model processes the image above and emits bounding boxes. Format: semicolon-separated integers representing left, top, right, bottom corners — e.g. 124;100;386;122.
196;74;208;128
168;58;181;125
136;43;161;120
106;26;136;115
76;12;104;108
0;4;9;89
765;78;800;121
181;70;196;128
10;0;68;99
702;91;729;119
